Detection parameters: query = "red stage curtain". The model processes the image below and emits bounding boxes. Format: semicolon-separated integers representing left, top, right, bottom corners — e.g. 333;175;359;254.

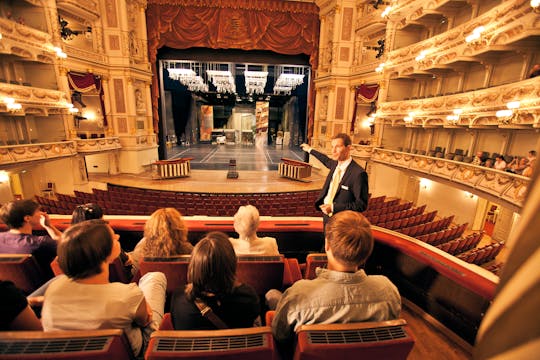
350;84;379;132
146;0;320;136
67;72;107;126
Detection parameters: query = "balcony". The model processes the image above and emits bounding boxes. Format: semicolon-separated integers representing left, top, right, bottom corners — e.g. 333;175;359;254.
0;18;55;63
56;0;100;22
385;1;537;72
369;148;529;210
76;137;121;153
0;83;70;116
377;77;540;129
0;141;76;167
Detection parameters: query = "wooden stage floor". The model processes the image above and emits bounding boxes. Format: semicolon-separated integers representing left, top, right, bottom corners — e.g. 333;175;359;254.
89;169;326;194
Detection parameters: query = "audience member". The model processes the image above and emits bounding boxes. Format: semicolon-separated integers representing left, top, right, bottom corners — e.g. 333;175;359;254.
528;150;537;163
522;159;536;177
472;151;486;166
493;155;507;171
529;64;540;78
71;202;104;224
0;280;42;330
229;205;279;255
0;199;61;276
170;231;260;330
268;211;401;344
130;208;192;274
71;202;133;280
484;158;494;168
506;157;528;174
41;220;166;357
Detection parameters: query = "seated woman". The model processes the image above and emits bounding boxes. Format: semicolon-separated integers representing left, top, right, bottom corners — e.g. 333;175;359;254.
170;231;260;330
0;281;42;331
130;208;193;274
41;220;166;357
229;205;279;255
71;202;104;224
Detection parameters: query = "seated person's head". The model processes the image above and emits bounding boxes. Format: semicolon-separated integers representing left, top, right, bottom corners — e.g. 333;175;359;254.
324;211;373;269
144;208;188;256
58;220;120;280
233;205;259;237
0;200;40;229
71;203;104;225
185;231;236;301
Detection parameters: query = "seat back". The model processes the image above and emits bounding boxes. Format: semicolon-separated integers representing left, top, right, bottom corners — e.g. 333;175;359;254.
0;254;47;294
304;254;327;279
294;319;414;360
139;256;191;295
145;327;275;360
236;255;285;296
0;329;134;360
51;257;131;284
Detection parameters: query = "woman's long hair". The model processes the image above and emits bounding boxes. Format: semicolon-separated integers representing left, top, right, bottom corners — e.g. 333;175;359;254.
143;208;189;257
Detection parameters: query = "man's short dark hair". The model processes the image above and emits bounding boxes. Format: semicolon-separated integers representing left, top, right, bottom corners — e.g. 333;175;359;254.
0;200;40;229
71;203;104;225
58;219;112;280
529;150;537;157
332;133;352;147
325;210;373;267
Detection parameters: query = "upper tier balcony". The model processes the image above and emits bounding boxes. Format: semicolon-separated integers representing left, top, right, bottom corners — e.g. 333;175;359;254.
0;83;71;116
369;148;529;211
56;0;99;23
377;77;540;129
384;1;538;74
0;18;56;64
0;137;122;168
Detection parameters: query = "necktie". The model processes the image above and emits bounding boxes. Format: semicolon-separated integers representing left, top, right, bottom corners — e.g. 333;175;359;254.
324;167;341;206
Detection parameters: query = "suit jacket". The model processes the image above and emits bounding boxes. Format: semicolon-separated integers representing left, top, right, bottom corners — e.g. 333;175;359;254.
310;149;369;214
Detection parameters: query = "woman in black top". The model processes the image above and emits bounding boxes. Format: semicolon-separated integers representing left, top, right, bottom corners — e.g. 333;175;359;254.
170;231;260;330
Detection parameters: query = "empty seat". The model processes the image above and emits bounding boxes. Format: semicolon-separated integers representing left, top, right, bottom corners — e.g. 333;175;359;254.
236;255;285;296
294;319;414;360
0;254;49;294
304;253;328;279
145;327;275;360
139;255;191;295
0;329;134;360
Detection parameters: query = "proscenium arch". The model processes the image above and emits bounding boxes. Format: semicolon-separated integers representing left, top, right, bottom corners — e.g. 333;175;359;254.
146;0;320;138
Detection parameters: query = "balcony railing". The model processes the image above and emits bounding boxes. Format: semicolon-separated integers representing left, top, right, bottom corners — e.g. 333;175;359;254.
0;141;76;167
76;137;121;153
370;148;529;209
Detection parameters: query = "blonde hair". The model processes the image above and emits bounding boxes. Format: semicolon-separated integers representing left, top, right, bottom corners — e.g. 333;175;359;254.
233;205;259;238
143;208;189;257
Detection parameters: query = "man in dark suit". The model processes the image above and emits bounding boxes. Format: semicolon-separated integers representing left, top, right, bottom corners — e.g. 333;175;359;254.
300;133;369;223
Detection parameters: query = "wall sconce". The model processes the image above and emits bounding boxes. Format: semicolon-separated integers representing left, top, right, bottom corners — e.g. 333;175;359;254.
0;171;9;183
381;6;393;18
3;97;22;112
496;101;520;124
532;0;540;13
415;50;428;62
465;26;485;43
420;178;431;190
375;62;386;73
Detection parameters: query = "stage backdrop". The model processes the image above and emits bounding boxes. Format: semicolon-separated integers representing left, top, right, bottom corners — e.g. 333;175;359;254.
146;0;320;138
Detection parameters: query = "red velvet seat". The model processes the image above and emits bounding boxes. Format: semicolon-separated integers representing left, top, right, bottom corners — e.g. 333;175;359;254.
294;319;414;360
304;253;327;280
0;329;134;360
236;255;285;296
145;327;276;360
139;255;191;295
0;254;48;294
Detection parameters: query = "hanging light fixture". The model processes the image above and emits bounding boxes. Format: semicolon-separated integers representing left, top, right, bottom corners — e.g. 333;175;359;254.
244;70;268;95
166;62;208;92
273;65;305;95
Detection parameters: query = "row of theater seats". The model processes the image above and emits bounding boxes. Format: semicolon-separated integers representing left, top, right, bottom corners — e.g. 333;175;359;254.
367;204;425;225
0;319;415;360
457;242;504;265
436;232;483;255
378;210;438;230
0;253;415;359
415;222;467;246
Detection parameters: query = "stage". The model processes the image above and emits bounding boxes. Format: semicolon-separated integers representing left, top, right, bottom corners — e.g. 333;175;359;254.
167;143;307;171
88;144;326;194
